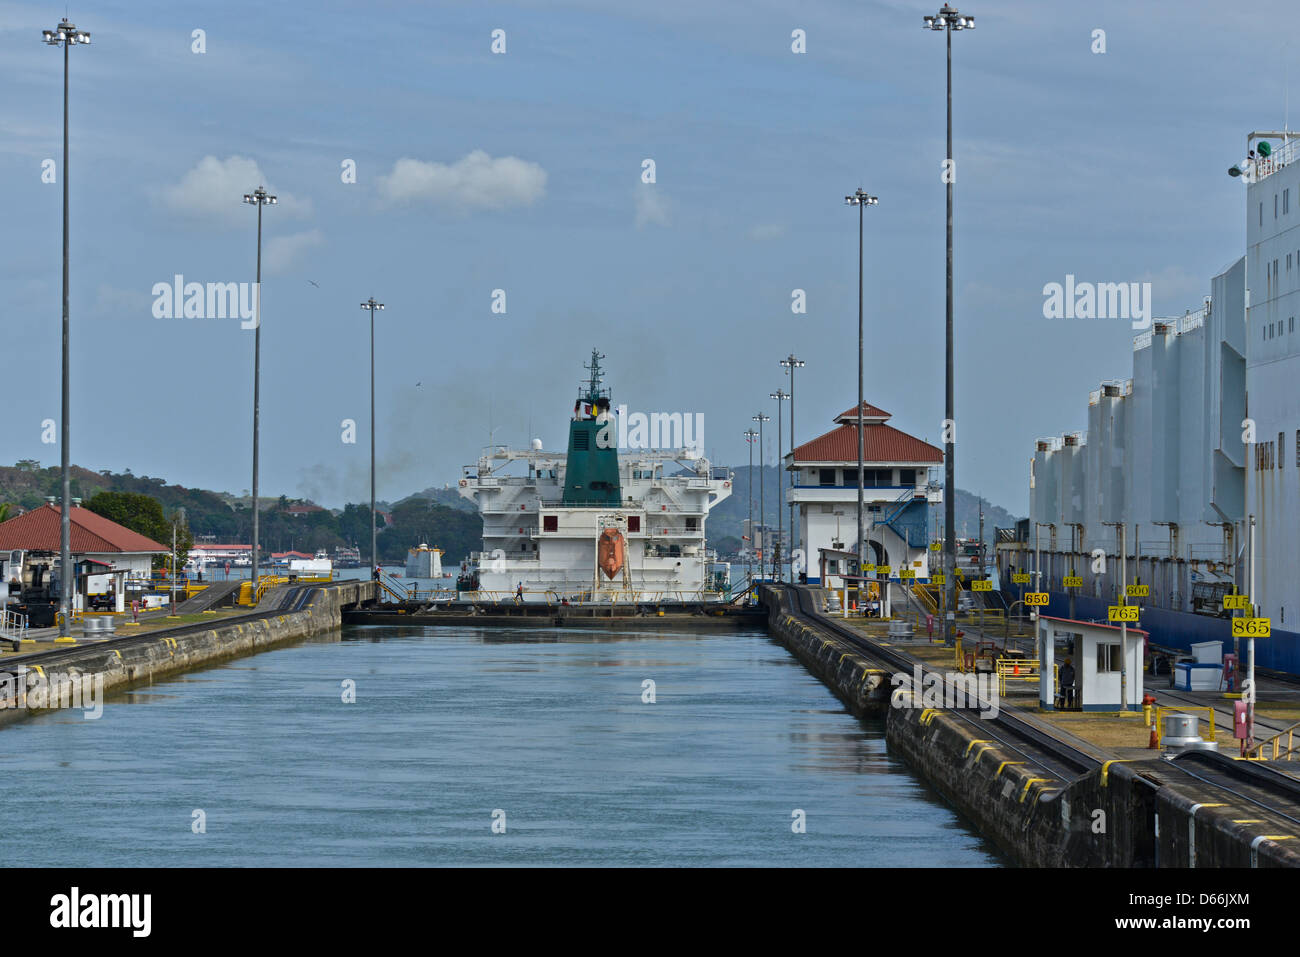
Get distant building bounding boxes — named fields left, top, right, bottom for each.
left=189, top=543, right=252, bottom=564
left=784, top=402, right=943, bottom=584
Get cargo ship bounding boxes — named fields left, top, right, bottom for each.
left=456, top=350, right=732, bottom=602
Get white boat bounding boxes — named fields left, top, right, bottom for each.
left=288, top=549, right=333, bottom=577
left=456, top=351, right=732, bottom=602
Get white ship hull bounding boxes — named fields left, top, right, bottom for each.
left=459, top=450, right=732, bottom=602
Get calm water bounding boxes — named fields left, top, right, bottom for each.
left=0, top=626, right=1003, bottom=866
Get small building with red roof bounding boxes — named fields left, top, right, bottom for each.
left=783, top=401, right=944, bottom=585
left=0, top=503, right=168, bottom=609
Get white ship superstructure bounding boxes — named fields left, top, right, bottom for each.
left=456, top=352, right=732, bottom=601
left=1243, top=132, right=1300, bottom=632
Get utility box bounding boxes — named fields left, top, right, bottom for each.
left=1038, top=615, right=1147, bottom=711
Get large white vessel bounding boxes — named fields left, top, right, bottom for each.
left=456, top=351, right=732, bottom=602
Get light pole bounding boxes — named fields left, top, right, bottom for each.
left=242, top=185, right=277, bottom=593
left=925, top=3, right=973, bottom=646
left=753, top=413, right=770, bottom=580
left=845, top=189, right=878, bottom=587
left=780, top=354, right=804, bottom=568
left=42, top=17, right=90, bottom=635
left=1102, top=521, right=1129, bottom=711
left=1248, top=514, right=1257, bottom=746
left=743, top=428, right=758, bottom=590
left=770, top=389, right=788, bottom=582
left=360, top=298, right=384, bottom=580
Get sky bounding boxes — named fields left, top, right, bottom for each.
left=1, top=0, right=1289, bottom=515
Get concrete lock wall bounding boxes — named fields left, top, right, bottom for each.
left=0, top=581, right=375, bottom=729
left=761, top=586, right=890, bottom=717
left=762, top=586, right=1300, bottom=868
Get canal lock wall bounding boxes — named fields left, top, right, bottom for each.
left=762, top=585, right=1300, bottom=868
left=0, top=581, right=375, bottom=729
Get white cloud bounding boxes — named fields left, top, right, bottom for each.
left=635, top=186, right=670, bottom=228
left=265, top=229, right=325, bottom=275
left=162, top=156, right=311, bottom=223
left=377, top=151, right=547, bottom=209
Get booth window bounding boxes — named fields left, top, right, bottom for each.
left=1096, top=642, right=1122, bottom=673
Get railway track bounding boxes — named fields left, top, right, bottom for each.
left=1159, top=749, right=1300, bottom=829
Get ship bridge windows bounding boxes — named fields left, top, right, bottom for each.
left=627, top=516, right=641, bottom=532
left=543, top=515, right=558, bottom=532
left=685, top=517, right=698, bottom=532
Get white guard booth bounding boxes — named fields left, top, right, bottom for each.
left=1038, top=615, right=1146, bottom=712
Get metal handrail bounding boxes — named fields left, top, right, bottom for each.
left=1247, top=719, right=1300, bottom=761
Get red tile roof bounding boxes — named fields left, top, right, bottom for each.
left=792, top=403, right=943, bottom=465
left=0, top=504, right=168, bottom=553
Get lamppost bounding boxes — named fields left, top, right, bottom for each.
left=242, top=185, right=276, bottom=593
left=780, top=354, right=804, bottom=568
left=1103, top=521, right=1129, bottom=712
left=743, top=428, right=758, bottom=589
left=753, top=413, right=770, bottom=580
left=770, top=389, right=789, bottom=582
left=924, top=3, right=974, bottom=646
left=360, top=298, right=384, bottom=580
left=844, top=189, right=877, bottom=586
left=42, top=17, right=90, bottom=635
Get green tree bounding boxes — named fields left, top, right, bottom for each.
left=84, top=491, right=192, bottom=569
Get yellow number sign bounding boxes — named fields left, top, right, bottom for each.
left=1223, top=595, right=1250, bottom=611
left=1232, top=618, right=1271, bottom=638
left=1011, top=573, right=1030, bottom=584
left=1126, top=584, right=1149, bottom=598
left=1108, top=605, right=1140, bottom=623
left=1025, top=592, right=1049, bottom=606
left=971, top=580, right=992, bottom=592
left=1063, top=575, right=1082, bottom=587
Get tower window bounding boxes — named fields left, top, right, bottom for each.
left=543, top=515, right=557, bottom=532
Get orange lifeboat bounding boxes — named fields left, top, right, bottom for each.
left=598, top=528, right=626, bottom=580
